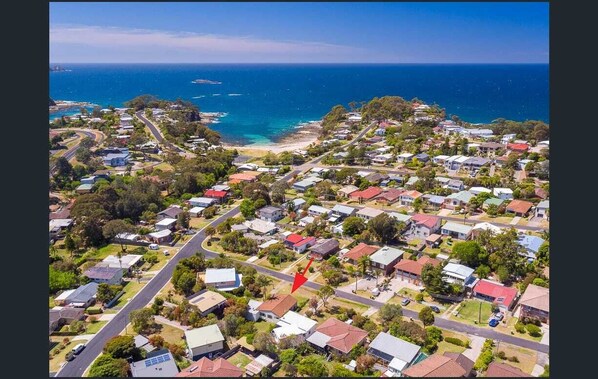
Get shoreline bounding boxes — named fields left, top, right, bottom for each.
left=222, top=120, right=322, bottom=154
left=50, top=100, right=97, bottom=113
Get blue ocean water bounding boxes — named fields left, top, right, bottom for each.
left=49, top=64, right=548, bottom=145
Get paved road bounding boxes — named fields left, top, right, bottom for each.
left=56, top=205, right=242, bottom=377
left=135, top=111, right=195, bottom=158
left=50, top=129, right=105, bottom=175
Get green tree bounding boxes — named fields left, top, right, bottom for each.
left=49, top=266, right=78, bottom=293
left=102, top=219, right=135, bottom=253
left=96, top=283, right=122, bottom=304
left=177, top=211, right=190, bottom=229
left=88, top=354, right=129, bottom=377
left=317, top=285, right=335, bottom=308
left=129, top=308, right=155, bottom=333
left=240, top=199, right=256, bottom=218
left=421, top=263, right=449, bottom=295
left=343, top=216, right=366, bottom=236
left=253, top=332, right=277, bottom=355
left=378, top=303, right=403, bottom=325
left=103, top=335, right=139, bottom=359
left=205, top=226, right=216, bottom=239
left=297, top=355, right=329, bottom=377
left=419, top=306, right=435, bottom=326
left=356, top=354, right=376, bottom=375
left=367, top=213, right=398, bottom=243
left=64, top=233, right=77, bottom=257
left=452, top=241, right=487, bottom=268
left=358, top=255, right=371, bottom=276
left=486, top=203, right=499, bottom=217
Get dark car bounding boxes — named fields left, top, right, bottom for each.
left=430, top=306, right=440, bottom=313
left=488, top=318, right=500, bottom=327
left=401, top=298, right=411, bottom=306
left=65, top=352, right=75, bottom=361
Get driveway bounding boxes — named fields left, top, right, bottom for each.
left=462, top=335, right=485, bottom=362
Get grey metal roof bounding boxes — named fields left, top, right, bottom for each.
left=130, top=350, right=179, bottom=377
left=369, top=332, right=421, bottom=363
left=332, top=204, right=356, bottom=215
left=441, top=221, right=473, bottom=235
left=310, top=239, right=340, bottom=255
left=370, top=246, right=404, bottom=265
left=66, top=282, right=99, bottom=303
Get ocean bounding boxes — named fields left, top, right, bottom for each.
left=49, top=64, right=548, bottom=145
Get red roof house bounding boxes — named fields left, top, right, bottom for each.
left=507, top=143, right=529, bottom=152
left=394, top=255, right=441, bottom=285
left=349, top=187, right=383, bottom=203
left=292, top=236, right=317, bottom=253
left=343, top=243, right=379, bottom=264
left=506, top=199, right=534, bottom=216
left=176, top=357, right=243, bottom=377
left=472, top=279, right=519, bottom=311
left=307, top=318, right=368, bottom=354
left=204, top=189, right=228, bottom=203
left=284, top=233, right=305, bottom=247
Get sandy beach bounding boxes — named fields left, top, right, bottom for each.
left=223, top=121, right=322, bottom=154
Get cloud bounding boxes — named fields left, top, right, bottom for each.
left=50, top=24, right=365, bottom=62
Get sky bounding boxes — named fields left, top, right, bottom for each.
left=50, top=2, right=549, bottom=64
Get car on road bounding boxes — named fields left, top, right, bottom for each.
left=488, top=318, right=500, bottom=327
left=72, top=343, right=86, bottom=355
left=65, top=351, right=75, bottom=361
left=430, top=306, right=440, bottom=313
left=401, top=298, right=411, bottom=306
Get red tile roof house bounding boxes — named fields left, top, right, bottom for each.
left=472, top=279, right=519, bottom=312
left=402, top=352, right=474, bottom=377
left=485, top=362, right=532, bottom=377
left=284, top=233, right=304, bottom=249
left=506, top=143, right=530, bottom=153
left=306, top=318, right=368, bottom=355
left=176, top=357, right=243, bottom=377
left=410, top=214, right=442, bottom=237
left=394, top=255, right=441, bottom=285
left=505, top=199, right=534, bottom=217
left=203, top=189, right=228, bottom=204
left=343, top=243, right=379, bottom=265
left=399, top=190, right=423, bottom=207
left=257, top=294, right=297, bottom=322
left=374, top=188, right=404, bottom=205
left=292, top=236, right=317, bottom=254
left=349, top=186, right=383, bottom=204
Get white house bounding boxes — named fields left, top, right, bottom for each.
left=244, top=219, right=278, bottom=235
left=535, top=200, right=549, bottom=220
left=372, top=153, right=394, bottom=165
left=271, top=311, right=317, bottom=342
left=442, top=263, right=475, bottom=286
left=396, top=153, right=414, bottom=163
left=188, top=197, right=217, bottom=208
left=185, top=324, right=225, bottom=360
left=493, top=188, right=514, bottom=200
left=367, top=332, right=422, bottom=377
left=441, top=221, right=473, bottom=240
left=155, top=218, right=177, bottom=231
left=469, top=186, right=492, bottom=196
left=356, top=207, right=384, bottom=221
left=204, top=268, right=243, bottom=291
left=432, top=155, right=450, bottom=165
left=308, top=205, right=332, bottom=218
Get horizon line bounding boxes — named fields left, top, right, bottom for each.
left=51, top=62, right=549, bottom=65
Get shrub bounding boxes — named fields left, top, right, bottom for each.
left=415, top=293, right=424, bottom=302
left=508, top=356, right=520, bottom=363
left=309, top=266, right=315, bottom=273
left=525, top=323, right=542, bottom=337
left=305, top=310, right=314, bottom=318
left=445, top=337, right=465, bottom=346
left=496, top=351, right=507, bottom=359
left=514, top=322, right=526, bottom=333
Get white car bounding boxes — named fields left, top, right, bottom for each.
left=163, top=250, right=170, bottom=256
left=149, top=244, right=159, bottom=250
left=72, top=343, right=86, bottom=355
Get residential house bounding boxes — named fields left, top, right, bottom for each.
left=188, top=290, right=227, bottom=316
left=507, top=143, right=530, bottom=153
left=203, top=189, right=228, bottom=204
left=388, top=212, right=412, bottom=229
left=244, top=219, right=278, bottom=235
left=298, top=216, right=315, bottom=227
left=284, top=233, right=305, bottom=249
left=309, top=238, right=340, bottom=261
left=469, top=186, right=492, bottom=196
left=517, top=235, right=546, bottom=261
left=49, top=307, right=85, bottom=334
left=258, top=206, right=284, bottom=222
left=130, top=349, right=179, bottom=377
left=236, top=163, right=258, bottom=171
left=443, top=191, right=475, bottom=210
left=421, top=194, right=446, bottom=210
left=292, top=178, right=318, bottom=192
left=204, top=268, right=243, bottom=291
left=228, top=171, right=261, bottom=185
left=356, top=207, right=384, bottom=222
left=287, top=198, right=307, bottom=211
left=432, top=155, right=450, bottom=165
left=80, top=176, right=99, bottom=185
left=271, top=311, right=317, bottom=342
left=245, top=355, right=275, bottom=377
left=399, top=190, right=423, bottom=207
left=188, top=197, right=217, bottom=208
left=483, top=197, right=506, bottom=210
left=370, top=246, right=405, bottom=275
left=472, top=279, right=518, bottom=312
left=308, top=205, right=332, bottom=218
left=374, top=188, right=403, bottom=205
left=479, top=142, right=504, bottom=156
left=410, top=214, right=442, bottom=237
left=444, top=155, right=469, bottom=171
left=404, top=176, right=419, bottom=188
left=176, top=357, right=243, bottom=377
left=414, top=153, right=430, bottom=162
left=506, top=199, right=534, bottom=217
left=100, top=254, right=143, bottom=272
left=372, top=153, right=394, bottom=165
left=330, top=204, right=357, bottom=222
left=75, top=183, right=94, bottom=194
left=148, top=229, right=173, bottom=244
left=350, top=187, right=383, bottom=203
left=501, top=134, right=517, bottom=144
left=471, top=222, right=503, bottom=238
left=306, top=318, right=368, bottom=355
left=460, top=128, right=494, bottom=138
left=102, top=150, right=130, bottom=167
left=397, top=152, right=414, bottom=163
left=425, top=234, right=443, bottom=248
left=446, top=179, right=465, bottom=192
left=534, top=200, right=549, bottom=220
left=394, top=255, right=441, bottom=285
left=189, top=207, right=205, bottom=217
left=257, top=294, right=298, bottom=322
left=49, top=218, right=73, bottom=240
left=486, top=362, right=532, bottom=377
left=292, top=236, right=317, bottom=253
left=368, top=332, right=422, bottom=377
left=157, top=206, right=184, bottom=221
left=517, top=284, right=549, bottom=324
left=461, top=157, right=490, bottom=172
left=402, top=352, right=474, bottom=377
left=155, top=217, right=177, bottom=231
left=386, top=174, right=404, bottom=185
left=534, top=187, right=548, bottom=200
left=442, top=263, right=475, bottom=286
left=83, top=265, right=123, bottom=285
left=54, top=282, right=99, bottom=308
left=185, top=324, right=225, bottom=360
left=441, top=222, right=473, bottom=240
left=337, top=185, right=359, bottom=198
left=364, top=172, right=389, bottom=185
left=343, top=243, right=379, bottom=265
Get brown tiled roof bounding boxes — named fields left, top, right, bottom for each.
left=394, top=259, right=425, bottom=276
left=257, top=294, right=297, bottom=318
left=402, top=354, right=468, bottom=377
left=485, top=362, right=532, bottom=377
left=443, top=353, right=474, bottom=375
left=344, top=243, right=379, bottom=261
left=176, top=357, right=243, bottom=377
left=315, top=318, right=368, bottom=354
left=506, top=199, right=534, bottom=214
left=375, top=188, right=404, bottom=202
left=518, top=284, right=549, bottom=312
left=412, top=214, right=440, bottom=229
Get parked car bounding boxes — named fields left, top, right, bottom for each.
left=488, top=318, right=500, bottom=327
left=72, top=343, right=86, bottom=355
left=494, top=312, right=504, bottom=321
left=65, top=352, right=75, bottom=361
left=430, top=306, right=440, bottom=313
left=401, top=298, right=411, bottom=306
left=149, top=243, right=159, bottom=250
left=163, top=250, right=170, bottom=256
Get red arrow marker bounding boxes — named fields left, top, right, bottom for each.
left=291, top=257, right=314, bottom=293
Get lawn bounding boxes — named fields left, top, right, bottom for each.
left=154, top=321, right=186, bottom=346
left=254, top=321, right=275, bottom=334
left=85, top=321, right=108, bottom=334
left=227, top=351, right=253, bottom=368
left=112, top=280, right=146, bottom=308
left=435, top=330, right=470, bottom=355
left=201, top=239, right=250, bottom=261
left=153, top=162, right=174, bottom=171
left=257, top=257, right=298, bottom=271
left=495, top=317, right=543, bottom=342
left=49, top=339, right=88, bottom=373
left=493, top=343, right=538, bottom=374
left=450, top=300, right=493, bottom=326
left=145, top=253, right=170, bottom=271
left=189, top=218, right=209, bottom=230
